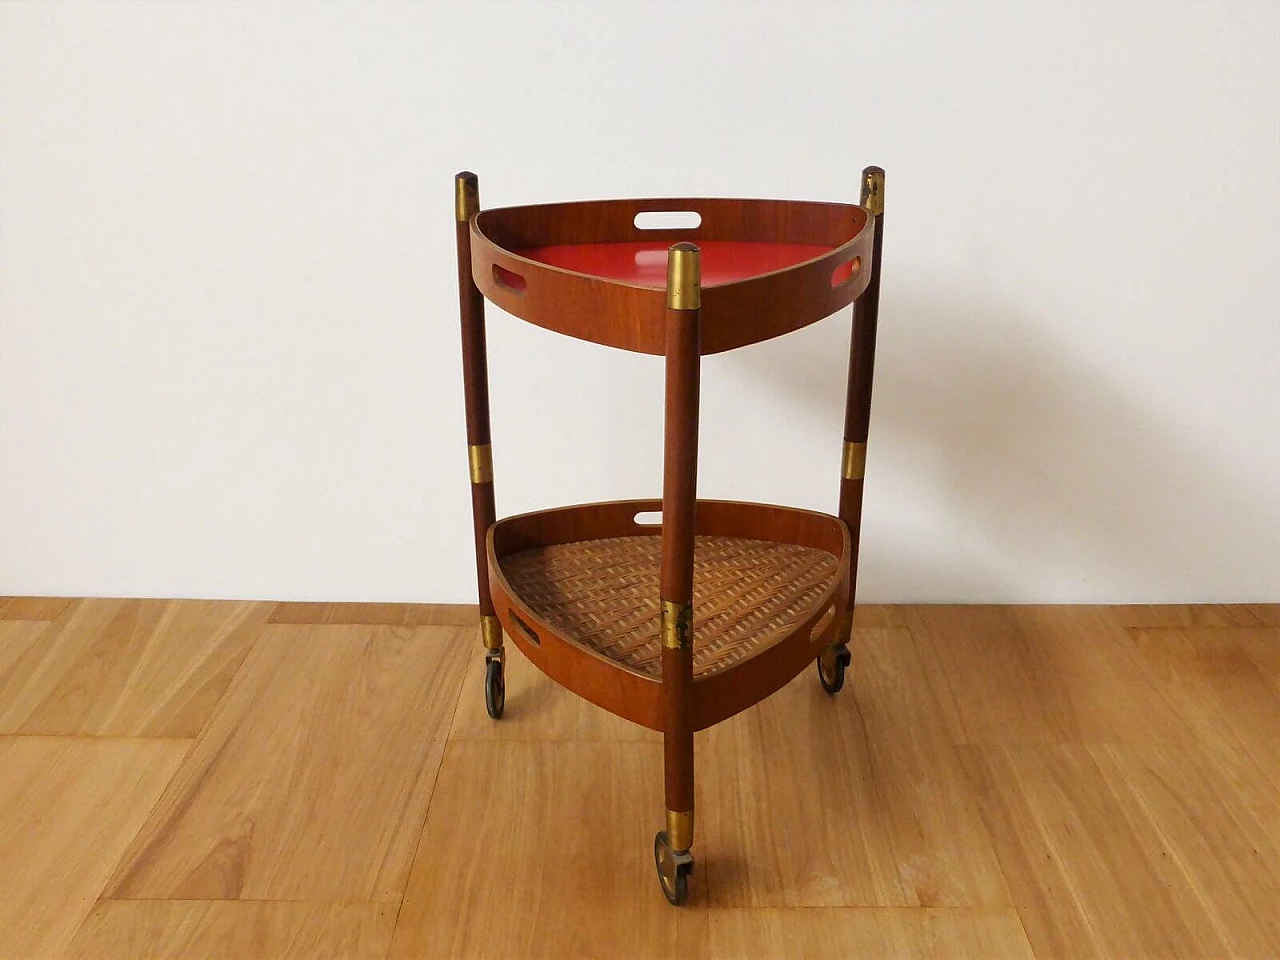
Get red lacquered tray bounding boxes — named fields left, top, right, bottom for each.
left=469, top=198, right=873, bottom=355
left=520, top=240, right=850, bottom=288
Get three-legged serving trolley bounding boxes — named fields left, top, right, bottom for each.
left=453, top=167, right=885, bottom=905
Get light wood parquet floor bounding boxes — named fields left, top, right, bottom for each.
left=0, top=598, right=1276, bottom=959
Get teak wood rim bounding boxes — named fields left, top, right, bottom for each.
left=468, top=197, right=874, bottom=355
left=485, top=499, right=851, bottom=732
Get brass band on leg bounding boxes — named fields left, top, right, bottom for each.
left=666, top=808, right=694, bottom=852
left=661, top=599, right=693, bottom=650
left=842, top=441, right=867, bottom=481
left=666, top=242, right=701, bottom=311
left=468, top=443, right=493, bottom=484
left=861, top=167, right=885, bottom=216
left=480, top=614, right=503, bottom=651
left=455, top=172, right=479, bottom=222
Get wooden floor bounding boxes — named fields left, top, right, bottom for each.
left=0, top=598, right=1276, bottom=959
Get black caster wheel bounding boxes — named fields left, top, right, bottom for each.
left=817, top=644, right=851, bottom=694
left=653, top=830, right=693, bottom=906
left=484, top=658, right=505, bottom=719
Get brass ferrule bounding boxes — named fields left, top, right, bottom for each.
left=455, top=172, right=479, bottom=222
left=666, top=242, right=701, bottom=311
left=842, top=441, right=867, bottom=481
left=661, top=599, right=693, bottom=650
left=861, top=167, right=885, bottom=217
left=480, top=615, right=503, bottom=651
left=666, top=809, right=694, bottom=853
left=468, top=443, right=493, bottom=484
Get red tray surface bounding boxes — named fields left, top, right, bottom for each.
left=518, top=240, right=839, bottom=288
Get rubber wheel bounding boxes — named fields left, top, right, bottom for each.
left=817, top=646, right=849, bottom=694
left=653, top=831, right=691, bottom=906
left=485, top=659, right=505, bottom=719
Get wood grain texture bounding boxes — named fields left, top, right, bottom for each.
left=388, top=740, right=708, bottom=959
left=1127, top=625, right=1280, bottom=790
left=0, top=737, right=189, bottom=959
left=1089, top=743, right=1280, bottom=958
left=104, top=624, right=469, bottom=902
left=1107, top=603, right=1268, bottom=628
left=1247, top=603, right=1280, bottom=625
left=902, top=606, right=1193, bottom=745
left=0, top=596, right=75, bottom=619
left=0, top=599, right=270, bottom=737
left=0, top=599, right=1273, bottom=958
left=0, top=619, right=50, bottom=708
left=702, top=627, right=1009, bottom=908
left=1233, top=625, right=1280, bottom=697
left=959, top=743, right=1280, bottom=960
left=706, top=907, right=1035, bottom=959
left=268, top=602, right=479, bottom=626
left=62, top=900, right=396, bottom=960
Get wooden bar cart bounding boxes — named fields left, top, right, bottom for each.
left=453, top=168, right=885, bottom=905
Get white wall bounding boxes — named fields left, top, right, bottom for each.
left=1, top=1, right=1277, bottom=603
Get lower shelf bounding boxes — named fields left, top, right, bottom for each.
left=503, top=534, right=838, bottom=680
left=486, top=499, right=851, bottom=731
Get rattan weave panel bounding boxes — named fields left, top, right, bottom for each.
left=501, top=535, right=840, bottom=679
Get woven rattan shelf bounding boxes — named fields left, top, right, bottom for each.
left=503, top=534, right=838, bottom=680
left=453, top=169, right=885, bottom=905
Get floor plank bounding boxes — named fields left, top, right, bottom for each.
left=1247, top=604, right=1280, bottom=625
left=0, top=737, right=189, bottom=959
left=1106, top=603, right=1266, bottom=628
left=104, top=624, right=470, bottom=902
left=1231, top=625, right=1280, bottom=700
left=0, top=619, right=51, bottom=707
left=706, top=907, right=1035, bottom=959
left=62, top=900, right=395, bottom=960
left=1089, top=743, right=1280, bottom=958
left=701, top=628, right=1009, bottom=908
left=957, top=743, right=1273, bottom=960
left=269, top=602, right=479, bottom=626
left=1127, top=626, right=1280, bottom=790
left=2, top=599, right=1273, bottom=958
left=0, top=596, right=76, bottom=620
left=902, top=606, right=1192, bottom=745
left=449, top=637, right=658, bottom=743
left=0, top=599, right=271, bottom=737
left=388, top=740, right=708, bottom=959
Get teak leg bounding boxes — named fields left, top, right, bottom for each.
left=822, top=165, right=886, bottom=695
left=654, top=242, right=700, bottom=906
left=455, top=171, right=506, bottom=719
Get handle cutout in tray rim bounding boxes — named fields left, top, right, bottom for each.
left=492, top=263, right=528, bottom=294
left=509, top=609, right=541, bottom=645
left=830, top=255, right=862, bottom=288
left=633, top=510, right=663, bottom=527
left=634, top=210, right=702, bottom=231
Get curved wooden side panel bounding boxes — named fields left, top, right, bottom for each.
left=488, top=508, right=665, bottom=729
left=690, top=585, right=846, bottom=731
left=470, top=198, right=873, bottom=356
left=470, top=228, right=667, bottom=354
left=486, top=499, right=851, bottom=732
left=700, top=228, right=873, bottom=355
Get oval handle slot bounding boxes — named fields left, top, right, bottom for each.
left=830, top=256, right=862, bottom=288
left=809, top=603, right=839, bottom=645
left=633, top=510, right=663, bottom=527
left=509, top=611, right=540, bottom=645
left=634, top=211, right=702, bottom=231
left=493, top=264, right=527, bottom=294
